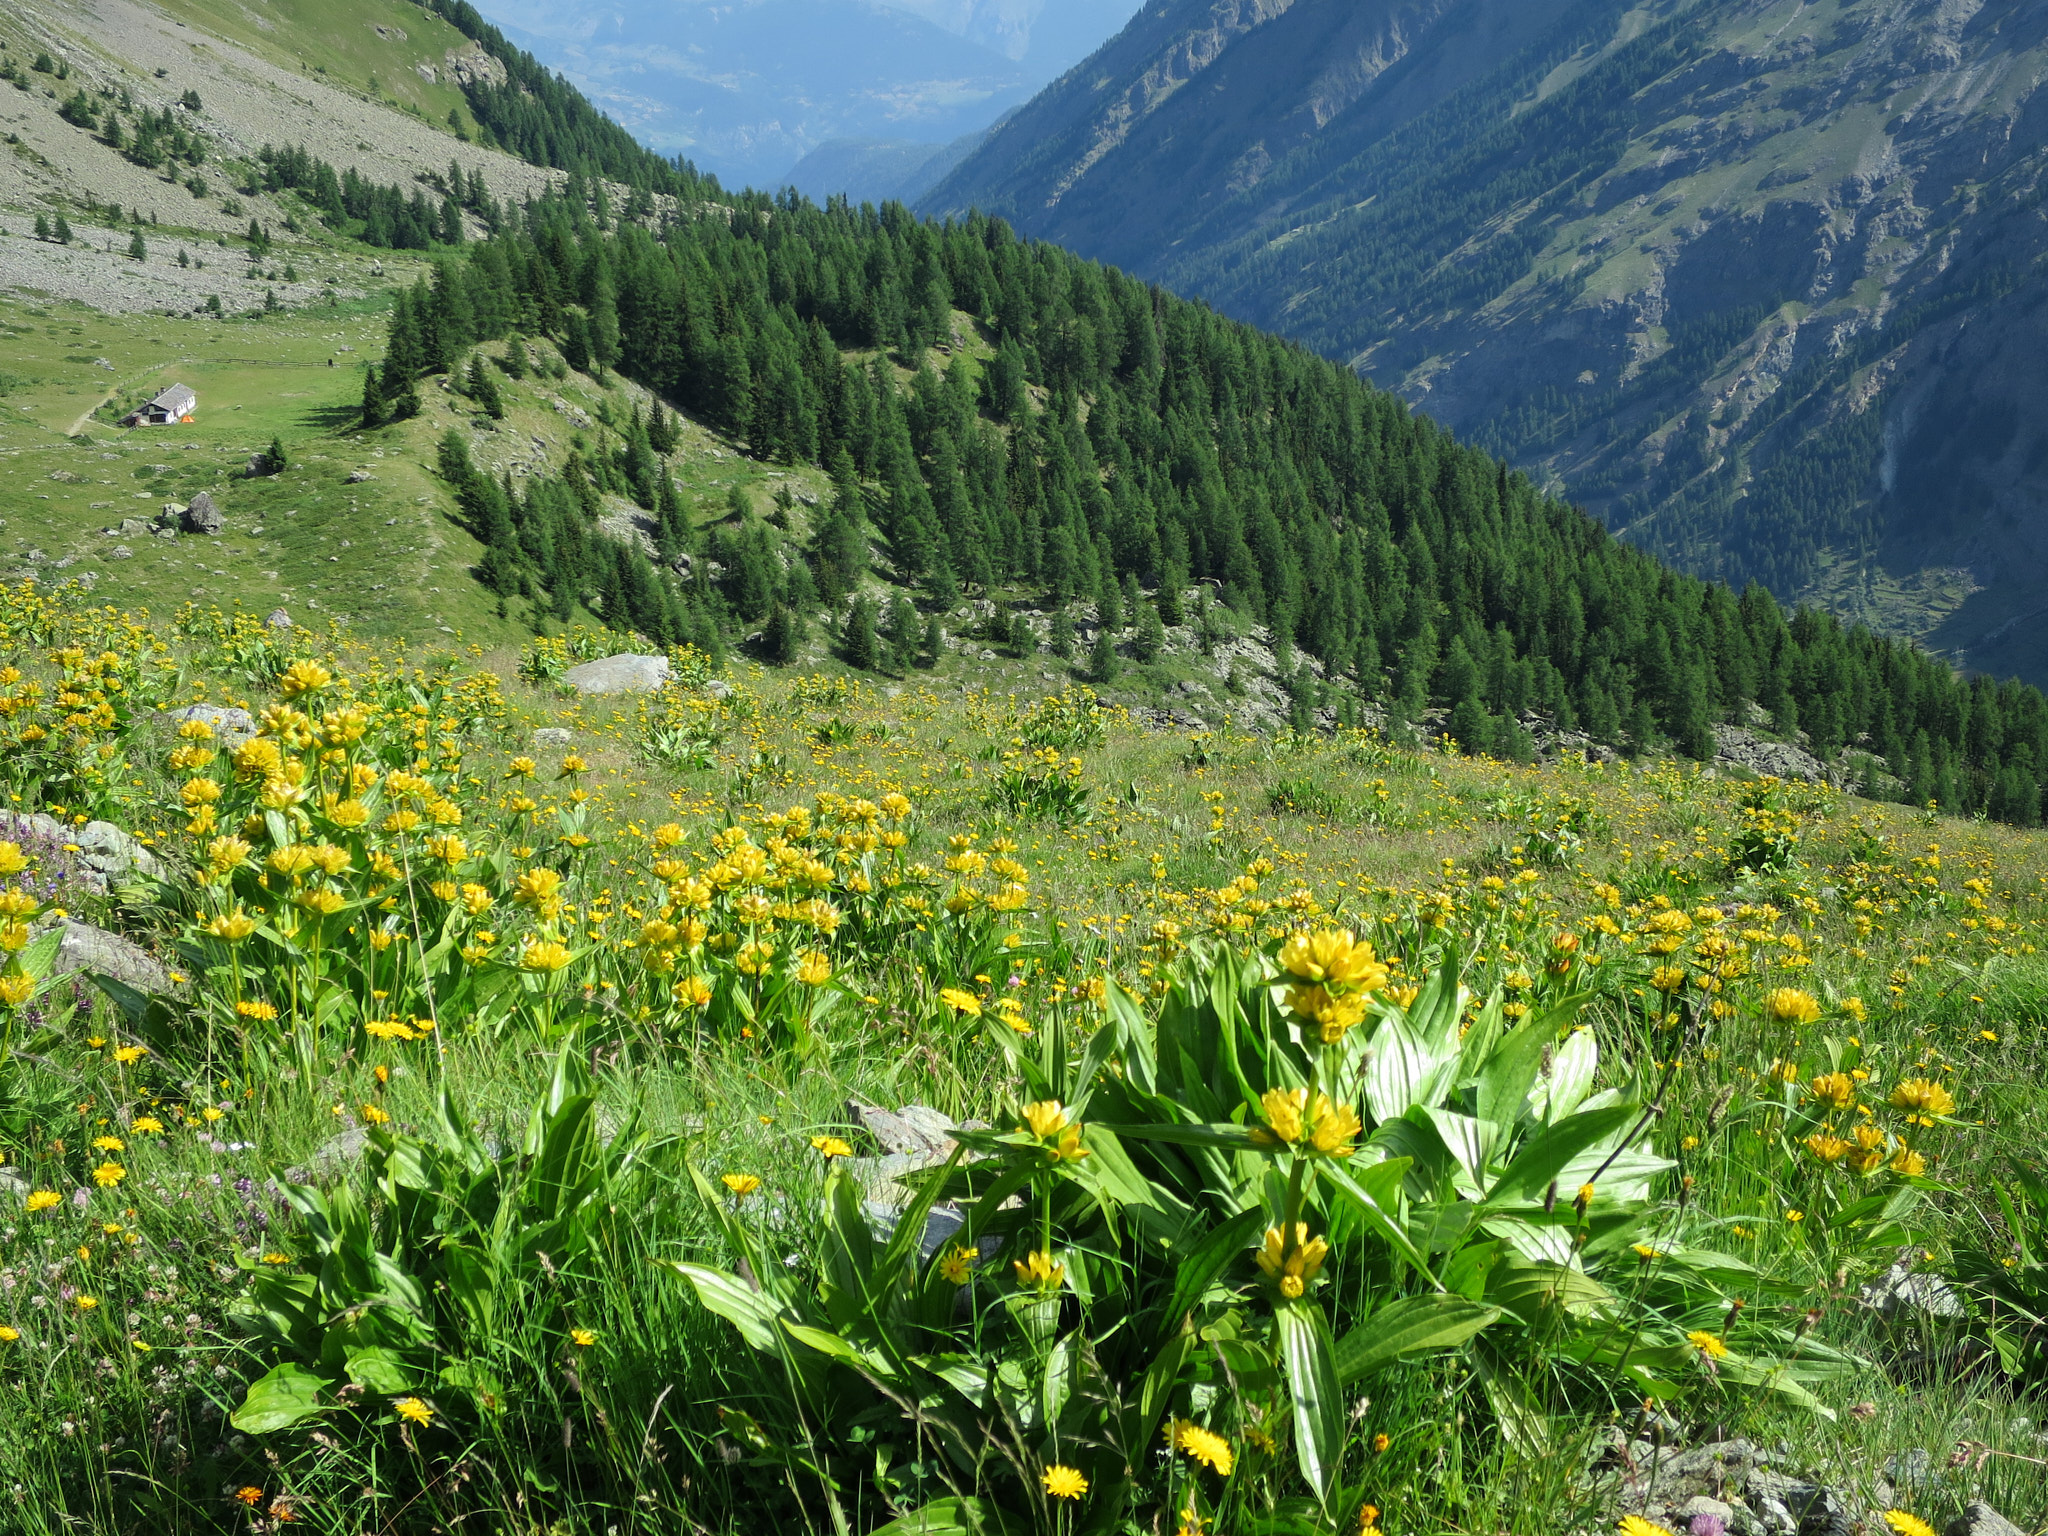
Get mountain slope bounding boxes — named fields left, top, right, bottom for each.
left=925, top=0, right=2048, bottom=685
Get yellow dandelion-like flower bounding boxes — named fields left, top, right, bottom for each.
left=1804, top=1133, right=1852, bottom=1164
left=1687, top=1329, right=1728, bottom=1359
left=1620, top=1519, right=1679, bottom=1536
left=810, top=1136, right=852, bottom=1159
left=1041, top=1465, right=1088, bottom=1500
left=1883, top=1514, right=1937, bottom=1536
left=569, top=1328, right=597, bottom=1347
left=1170, top=1419, right=1235, bottom=1477
left=91, top=1162, right=125, bottom=1188
left=204, top=910, right=257, bottom=943
left=721, top=1174, right=762, bottom=1198
left=938, top=1245, right=976, bottom=1284
left=938, top=987, right=982, bottom=1017
left=25, top=1191, right=60, bottom=1213
left=393, top=1397, right=434, bottom=1426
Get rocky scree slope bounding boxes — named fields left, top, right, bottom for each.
left=926, top=0, right=2048, bottom=686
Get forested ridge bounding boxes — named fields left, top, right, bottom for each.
left=404, top=0, right=720, bottom=198
left=354, top=183, right=2048, bottom=826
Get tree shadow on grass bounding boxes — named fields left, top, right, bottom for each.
left=299, top=399, right=366, bottom=433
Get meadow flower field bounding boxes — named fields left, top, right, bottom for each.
left=3, top=579, right=2048, bottom=1536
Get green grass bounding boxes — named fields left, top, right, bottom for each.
left=148, top=0, right=481, bottom=130
left=1, top=595, right=2048, bottom=1530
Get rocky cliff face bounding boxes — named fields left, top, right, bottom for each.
left=927, top=0, right=2048, bottom=685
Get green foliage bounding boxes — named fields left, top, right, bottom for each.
left=992, top=747, right=1092, bottom=826
left=230, top=1044, right=658, bottom=1431
left=1953, top=1161, right=2048, bottom=1386
left=675, top=945, right=1836, bottom=1531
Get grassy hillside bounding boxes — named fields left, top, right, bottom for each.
left=148, top=0, right=482, bottom=128
left=2, top=584, right=2047, bottom=1531
left=4, top=7, right=2048, bottom=1534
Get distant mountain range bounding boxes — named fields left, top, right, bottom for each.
left=926, top=0, right=2048, bottom=685
left=470, top=0, right=1136, bottom=191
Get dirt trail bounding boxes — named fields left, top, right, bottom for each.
left=66, top=387, right=118, bottom=438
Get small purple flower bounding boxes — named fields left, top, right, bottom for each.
left=1691, top=1516, right=1727, bottom=1536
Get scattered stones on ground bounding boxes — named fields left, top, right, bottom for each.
left=533, top=727, right=574, bottom=747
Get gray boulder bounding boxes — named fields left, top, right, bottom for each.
left=182, top=491, right=224, bottom=535
left=264, top=608, right=293, bottom=631
left=286, top=1123, right=370, bottom=1182
left=0, top=809, right=66, bottom=847
left=563, top=653, right=670, bottom=695
left=848, top=1098, right=964, bottom=1159
left=55, top=920, right=173, bottom=995
left=1859, top=1255, right=1966, bottom=1320
left=158, top=703, right=257, bottom=749
left=1947, top=1508, right=2026, bottom=1536
left=72, top=821, right=164, bottom=884
left=703, top=677, right=733, bottom=700
left=863, top=1198, right=972, bottom=1260
left=533, top=726, right=574, bottom=747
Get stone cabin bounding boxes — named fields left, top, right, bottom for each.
left=124, top=383, right=197, bottom=427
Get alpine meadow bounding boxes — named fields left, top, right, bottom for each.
left=1, top=0, right=2047, bottom=1535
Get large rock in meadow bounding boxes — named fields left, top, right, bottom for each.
left=71, top=822, right=163, bottom=884
left=182, top=491, right=224, bottom=536
left=563, top=653, right=670, bottom=695
left=56, top=920, right=173, bottom=995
